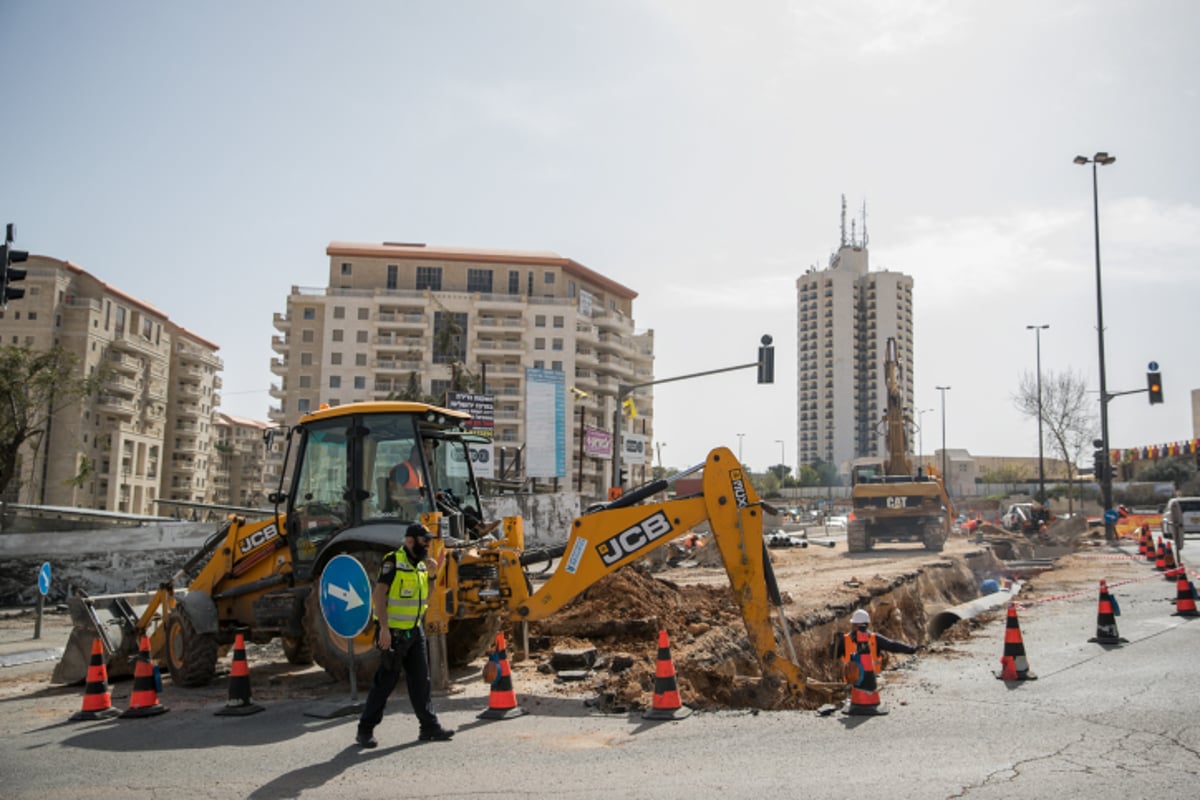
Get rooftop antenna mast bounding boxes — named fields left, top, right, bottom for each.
left=840, top=194, right=847, bottom=247
left=862, top=200, right=869, bottom=248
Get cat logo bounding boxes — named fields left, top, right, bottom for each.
left=237, top=523, right=280, bottom=555
left=596, top=511, right=674, bottom=567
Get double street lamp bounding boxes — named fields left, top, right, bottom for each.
left=1074, top=151, right=1116, bottom=540
left=1027, top=324, right=1049, bottom=502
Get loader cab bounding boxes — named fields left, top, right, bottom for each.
left=280, top=402, right=480, bottom=579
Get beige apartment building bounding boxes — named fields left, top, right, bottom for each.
left=796, top=208, right=915, bottom=473
left=211, top=412, right=284, bottom=509
left=269, top=242, right=654, bottom=497
left=0, top=256, right=224, bottom=514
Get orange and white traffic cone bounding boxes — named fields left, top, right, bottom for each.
left=1172, top=558, right=1199, bottom=618
left=70, top=638, right=121, bottom=721
left=215, top=633, right=264, bottom=716
left=1088, top=580, right=1128, bottom=645
left=994, top=603, right=1037, bottom=681
left=643, top=628, right=692, bottom=720
left=477, top=632, right=527, bottom=720
left=121, top=636, right=168, bottom=718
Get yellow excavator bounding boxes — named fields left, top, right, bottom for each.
left=54, top=401, right=809, bottom=701
left=847, top=338, right=955, bottom=553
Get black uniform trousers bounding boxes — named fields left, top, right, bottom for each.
left=358, top=626, right=439, bottom=736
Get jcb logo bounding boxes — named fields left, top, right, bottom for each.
left=596, top=511, right=674, bottom=566
left=730, top=468, right=749, bottom=508
left=238, top=523, right=279, bottom=555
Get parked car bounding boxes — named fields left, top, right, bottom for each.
left=1162, top=497, right=1200, bottom=551
left=1001, top=503, right=1033, bottom=532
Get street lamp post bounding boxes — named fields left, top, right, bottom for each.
left=936, top=386, right=951, bottom=494
left=916, top=408, right=934, bottom=471
left=775, top=439, right=785, bottom=477
left=737, top=433, right=745, bottom=463
left=1027, top=324, right=1049, bottom=502
left=1074, top=151, right=1116, bottom=541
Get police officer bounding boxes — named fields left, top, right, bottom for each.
left=356, top=523, right=454, bottom=748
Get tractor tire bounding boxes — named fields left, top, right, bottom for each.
left=282, top=635, right=314, bottom=665
left=164, top=611, right=219, bottom=687
left=445, top=615, right=503, bottom=668
left=922, top=524, right=947, bottom=552
left=846, top=519, right=871, bottom=553
left=304, top=587, right=379, bottom=685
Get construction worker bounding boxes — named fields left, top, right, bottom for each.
left=384, top=444, right=431, bottom=515
left=832, top=609, right=918, bottom=714
left=356, top=523, right=454, bottom=748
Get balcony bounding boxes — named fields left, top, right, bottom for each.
left=270, top=358, right=286, bottom=376
left=474, top=338, right=524, bottom=356
left=106, top=352, right=141, bottom=375
left=375, top=359, right=423, bottom=373
left=96, top=395, right=135, bottom=417
left=271, top=335, right=288, bottom=353
left=272, top=312, right=291, bottom=331
left=376, top=311, right=426, bottom=330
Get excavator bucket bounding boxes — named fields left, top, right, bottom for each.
left=51, top=592, right=156, bottom=685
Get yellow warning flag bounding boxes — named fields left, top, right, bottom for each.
left=622, top=397, right=637, bottom=418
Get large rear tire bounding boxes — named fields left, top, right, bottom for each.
left=304, top=550, right=383, bottom=685
left=847, top=519, right=871, bottom=553
left=164, top=611, right=219, bottom=687
left=282, top=636, right=314, bottom=665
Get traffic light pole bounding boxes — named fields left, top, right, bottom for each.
left=610, top=335, right=774, bottom=492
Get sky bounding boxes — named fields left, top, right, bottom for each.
left=3, top=1, right=1198, bottom=476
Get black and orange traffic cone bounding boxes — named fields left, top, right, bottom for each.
left=1137, top=525, right=1150, bottom=557
left=70, top=638, right=121, bottom=721
left=1172, top=559, right=1199, bottom=618
left=1154, top=537, right=1167, bottom=571
left=215, top=633, right=264, bottom=716
left=121, top=636, right=168, bottom=718
left=1146, top=532, right=1160, bottom=563
left=643, top=628, right=693, bottom=720
left=1088, top=580, right=1128, bottom=645
left=994, top=603, right=1037, bottom=681
left=477, top=632, right=527, bottom=720
left=1162, top=540, right=1178, bottom=579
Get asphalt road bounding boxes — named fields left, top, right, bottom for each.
left=2, top=542, right=1198, bottom=799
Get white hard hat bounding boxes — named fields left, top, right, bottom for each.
left=850, top=609, right=870, bottom=625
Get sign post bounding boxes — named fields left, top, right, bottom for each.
left=34, top=562, right=51, bottom=640
left=305, top=554, right=372, bottom=718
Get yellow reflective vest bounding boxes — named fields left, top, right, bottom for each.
left=384, top=549, right=428, bottom=630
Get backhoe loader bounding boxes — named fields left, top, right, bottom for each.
left=56, top=402, right=811, bottom=702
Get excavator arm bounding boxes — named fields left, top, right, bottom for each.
left=509, top=447, right=807, bottom=696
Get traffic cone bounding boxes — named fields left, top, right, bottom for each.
left=1146, top=532, right=1160, bottom=563
left=121, top=636, right=168, bottom=718
left=215, top=633, right=264, bottom=716
left=644, top=628, right=693, bottom=720
left=477, top=632, right=527, bottom=720
left=1162, top=540, right=1178, bottom=579
left=1088, top=580, right=1128, bottom=645
left=994, top=603, right=1037, bottom=681
left=1172, top=558, right=1199, bottom=618
left=1137, top=525, right=1151, bottom=557
left=1154, top=537, right=1166, bottom=571
left=70, top=638, right=121, bottom=721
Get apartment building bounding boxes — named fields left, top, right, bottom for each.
left=795, top=213, right=915, bottom=473
left=211, top=412, right=283, bottom=508
left=0, top=256, right=223, bottom=514
left=269, top=242, right=654, bottom=497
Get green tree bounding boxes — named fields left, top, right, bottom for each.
left=0, top=344, right=110, bottom=498
left=1133, top=456, right=1197, bottom=492
left=981, top=464, right=1025, bottom=484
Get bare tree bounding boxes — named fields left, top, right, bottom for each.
left=1013, top=368, right=1096, bottom=516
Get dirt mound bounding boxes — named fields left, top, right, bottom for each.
left=522, top=555, right=984, bottom=712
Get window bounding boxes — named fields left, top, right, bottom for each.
left=333, top=306, right=345, bottom=319
left=552, top=338, right=563, bottom=351
left=467, top=268, right=493, bottom=293
left=331, top=353, right=343, bottom=365
left=508, top=270, right=520, bottom=294
left=298, top=398, right=311, bottom=413
left=535, top=315, right=546, bottom=327
left=431, top=379, right=451, bottom=398
left=416, top=267, right=442, bottom=291
left=329, top=376, right=341, bottom=389
left=332, top=330, right=344, bottom=342
left=358, top=308, right=369, bottom=320
left=356, top=330, right=368, bottom=344
left=553, top=316, right=564, bottom=328
left=432, top=311, right=467, bottom=364
left=354, top=376, right=366, bottom=390
left=534, top=338, right=546, bottom=350
left=552, top=360, right=563, bottom=371
left=534, top=360, right=544, bottom=369
left=387, top=264, right=397, bottom=290
left=341, top=262, right=352, bottom=275
left=302, top=330, right=314, bottom=343
left=300, top=353, right=313, bottom=366
left=544, top=271, right=555, bottom=284
left=567, top=280, right=576, bottom=298
left=355, top=353, right=367, bottom=366
left=303, top=307, right=316, bottom=320
left=299, top=375, right=312, bottom=388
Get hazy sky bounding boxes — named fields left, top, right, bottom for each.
left=3, top=1, right=1197, bottom=474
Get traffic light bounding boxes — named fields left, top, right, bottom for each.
left=1146, top=370, right=1163, bottom=404
left=2, top=223, right=29, bottom=307
left=757, top=334, right=774, bottom=384
left=1092, top=439, right=1108, bottom=482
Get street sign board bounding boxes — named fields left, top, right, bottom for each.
left=1104, top=509, right=1120, bottom=524
left=319, top=555, right=372, bottom=639
left=37, top=562, right=51, bottom=596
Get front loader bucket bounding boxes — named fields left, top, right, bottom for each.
left=51, top=593, right=155, bottom=685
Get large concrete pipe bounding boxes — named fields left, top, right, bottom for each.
left=927, top=582, right=1023, bottom=640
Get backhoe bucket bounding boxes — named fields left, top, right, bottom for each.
left=51, top=592, right=156, bottom=685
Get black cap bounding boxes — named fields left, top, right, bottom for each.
left=406, top=523, right=431, bottom=540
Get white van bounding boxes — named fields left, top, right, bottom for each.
left=1163, top=497, right=1200, bottom=551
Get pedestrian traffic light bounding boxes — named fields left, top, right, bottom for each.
left=619, top=468, right=628, bottom=486
left=1146, top=370, right=1163, bottom=405
left=1, top=223, right=29, bottom=308
left=757, top=334, right=774, bottom=384
left=1092, top=439, right=1108, bottom=482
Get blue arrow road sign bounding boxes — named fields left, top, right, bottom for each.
left=1104, top=509, right=1120, bottom=524
left=37, top=562, right=51, bottom=596
left=319, top=554, right=372, bottom=639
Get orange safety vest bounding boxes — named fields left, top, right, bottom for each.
left=392, top=460, right=423, bottom=490
left=841, top=630, right=879, bottom=679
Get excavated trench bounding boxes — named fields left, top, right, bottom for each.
left=521, top=549, right=1003, bottom=712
